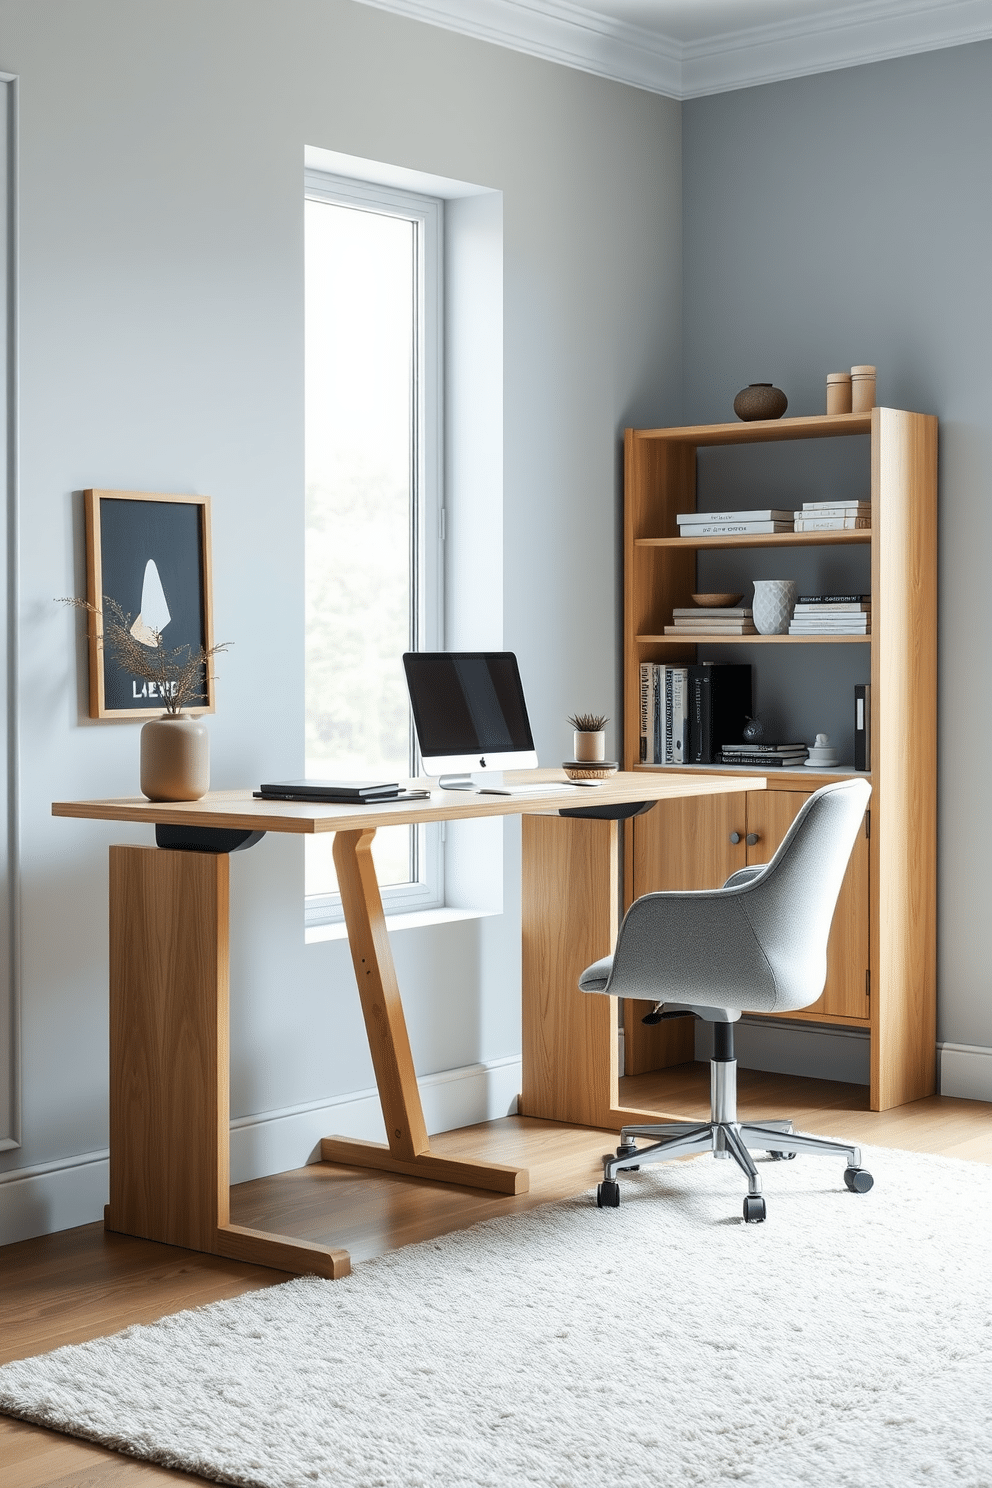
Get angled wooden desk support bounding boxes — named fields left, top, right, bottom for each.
left=321, top=828, right=526, bottom=1193
left=56, top=772, right=766, bottom=1281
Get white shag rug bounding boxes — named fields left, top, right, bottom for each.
left=2, top=1144, right=991, bottom=1488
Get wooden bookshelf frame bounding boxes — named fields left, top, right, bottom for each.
left=622, top=408, right=938, bottom=1111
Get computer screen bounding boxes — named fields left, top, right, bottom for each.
left=402, top=652, right=538, bottom=786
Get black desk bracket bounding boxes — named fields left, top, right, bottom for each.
left=558, top=799, right=657, bottom=822
left=155, top=825, right=267, bottom=854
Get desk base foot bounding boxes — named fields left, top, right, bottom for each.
left=215, top=1223, right=351, bottom=1279
left=103, top=1206, right=351, bottom=1280
left=320, top=1135, right=529, bottom=1195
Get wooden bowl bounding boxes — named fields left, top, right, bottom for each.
left=691, top=592, right=743, bottom=607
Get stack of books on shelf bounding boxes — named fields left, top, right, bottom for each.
left=719, top=742, right=809, bottom=768
left=640, top=662, right=752, bottom=765
left=792, top=500, right=871, bottom=532
left=677, top=508, right=794, bottom=537
left=664, top=605, right=756, bottom=637
left=788, top=594, right=871, bottom=635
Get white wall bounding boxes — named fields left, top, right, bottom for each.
left=0, top=0, right=682, bottom=1238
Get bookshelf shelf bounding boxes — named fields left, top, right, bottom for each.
left=635, top=531, right=870, bottom=549
left=635, top=633, right=871, bottom=646
left=622, top=406, right=937, bottom=1113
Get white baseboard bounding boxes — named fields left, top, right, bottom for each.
left=697, top=1016, right=871, bottom=1086
left=0, top=1056, right=523, bottom=1249
left=938, top=1043, right=992, bottom=1102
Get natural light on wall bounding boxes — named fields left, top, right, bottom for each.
left=304, top=195, right=416, bottom=897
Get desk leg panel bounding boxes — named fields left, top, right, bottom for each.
left=520, top=815, right=619, bottom=1128
left=106, top=845, right=230, bottom=1251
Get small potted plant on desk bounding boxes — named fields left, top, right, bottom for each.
left=63, top=595, right=230, bottom=801
left=564, top=713, right=618, bottom=780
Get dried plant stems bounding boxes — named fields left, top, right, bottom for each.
left=60, top=596, right=229, bottom=714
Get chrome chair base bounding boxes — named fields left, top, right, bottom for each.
left=597, top=1062, right=873, bottom=1222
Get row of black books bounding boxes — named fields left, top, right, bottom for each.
left=640, top=662, right=751, bottom=765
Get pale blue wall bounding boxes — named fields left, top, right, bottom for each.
left=683, top=41, right=992, bottom=1050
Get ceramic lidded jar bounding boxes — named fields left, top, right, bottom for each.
left=826, top=373, right=853, bottom=415
left=751, top=579, right=797, bottom=636
left=140, top=714, right=210, bottom=801
left=733, top=384, right=788, bottom=422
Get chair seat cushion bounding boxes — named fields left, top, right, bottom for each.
left=578, top=954, right=614, bottom=993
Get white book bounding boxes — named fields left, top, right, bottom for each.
left=640, top=662, right=654, bottom=765
left=664, top=624, right=757, bottom=635
left=678, top=521, right=794, bottom=536
left=797, top=505, right=870, bottom=517
left=672, top=606, right=752, bottom=618
left=793, top=601, right=870, bottom=612
left=789, top=623, right=871, bottom=634
left=672, top=667, right=688, bottom=764
left=675, top=509, right=794, bottom=524
left=802, top=499, right=870, bottom=511
left=793, top=516, right=871, bottom=531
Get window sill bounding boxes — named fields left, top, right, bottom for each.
left=306, top=905, right=499, bottom=945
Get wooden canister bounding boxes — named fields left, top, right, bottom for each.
left=827, top=372, right=852, bottom=415
left=851, top=364, right=876, bottom=413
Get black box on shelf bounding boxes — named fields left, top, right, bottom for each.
left=688, top=663, right=753, bottom=764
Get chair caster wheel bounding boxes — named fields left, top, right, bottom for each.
left=616, top=1142, right=639, bottom=1171
left=743, top=1195, right=766, bottom=1223
left=768, top=1151, right=796, bottom=1161
left=597, top=1181, right=621, bottom=1208
left=844, top=1167, right=873, bottom=1193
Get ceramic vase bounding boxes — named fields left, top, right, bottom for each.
left=140, top=713, right=210, bottom=802
left=573, top=729, right=606, bottom=763
left=733, top=384, right=788, bottom=421
left=752, top=579, right=797, bottom=635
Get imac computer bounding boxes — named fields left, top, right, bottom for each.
left=403, top=651, right=575, bottom=795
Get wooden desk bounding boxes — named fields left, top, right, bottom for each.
left=53, top=770, right=765, bottom=1279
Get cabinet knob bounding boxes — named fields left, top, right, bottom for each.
left=729, top=832, right=741, bottom=844
left=746, top=833, right=759, bottom=847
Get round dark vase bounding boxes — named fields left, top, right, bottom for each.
left=733, top=383, right=788, bottom=421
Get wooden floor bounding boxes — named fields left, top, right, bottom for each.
left=3, top=1065, right=990, bottom=1488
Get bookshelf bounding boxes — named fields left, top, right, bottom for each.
left=622, top=408, right=937, bottom=1111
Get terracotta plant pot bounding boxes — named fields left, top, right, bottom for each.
left=140, top=714, right=210, bottom=801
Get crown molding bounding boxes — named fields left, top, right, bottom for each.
left=352, top=0, right=992, bottom=98
left=353, top=0, right=682, bottom=95
left=681, top=0, right=992, bottom=98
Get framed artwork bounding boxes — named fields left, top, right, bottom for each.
left=83, top=489, right=215, bottom=719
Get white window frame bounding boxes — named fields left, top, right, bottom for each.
left=303, top=170, right=444, bottom=928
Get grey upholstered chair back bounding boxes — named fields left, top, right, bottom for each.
left=583, top=779, right=871, bottom=1015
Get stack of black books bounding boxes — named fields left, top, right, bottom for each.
left=719, top=743, right=809, bottom=769
left=255, top=780, right=430, bottom=803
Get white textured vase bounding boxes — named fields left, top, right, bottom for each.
left=752, top=579, right=797, bottom=635
left=140, top=714, right=210, bottom=802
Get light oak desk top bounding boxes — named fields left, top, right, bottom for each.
left=52, top=767, right=764, bottom=833
left=53, top=769, right=766, bottom=1281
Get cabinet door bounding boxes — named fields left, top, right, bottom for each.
left=626, top=794, right=748, bottom=1075
left=633, top=792, right=746, bottom=896
left=745, top=790, right=869, bottom=1021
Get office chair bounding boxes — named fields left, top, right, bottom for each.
left=578, top=778, right=873, bottom=1222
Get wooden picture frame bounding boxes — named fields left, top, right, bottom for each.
left=84, top=489, right=215, bottom=720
